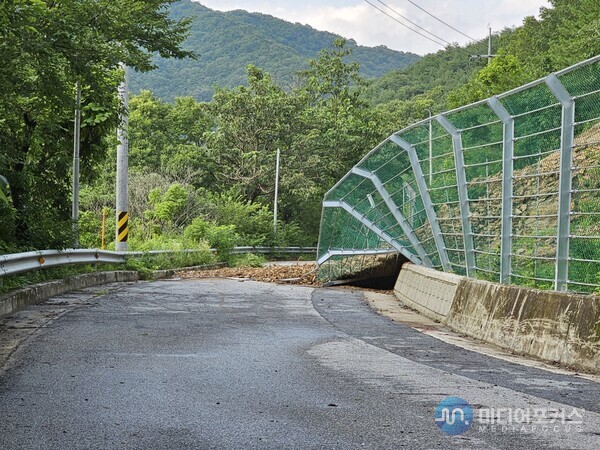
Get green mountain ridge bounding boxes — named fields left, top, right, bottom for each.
left=129, top=0, right=421, bottom=101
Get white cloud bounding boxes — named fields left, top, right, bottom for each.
left=194, top=0, right=550, bottom=55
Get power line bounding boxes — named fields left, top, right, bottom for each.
left=375, top=0, right=451, bottom=45
left=362, top=0, right=446, bottom=47
left=400, top=0, right=476, bottom=41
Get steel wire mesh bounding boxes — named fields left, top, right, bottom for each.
left=318, top=55, right=600, bottom=293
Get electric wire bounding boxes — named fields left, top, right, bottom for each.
left=362, top=0, right=446, bottom=47
left=400, top=0, right=476, bottom=41
left=375, top=0, right=451, bottom=45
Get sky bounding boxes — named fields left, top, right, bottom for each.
left=193, top=0, right=550, bottom=55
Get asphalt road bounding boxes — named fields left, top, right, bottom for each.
left=1, top=279, right=600, bottom=449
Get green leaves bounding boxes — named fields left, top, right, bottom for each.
left=82, top=103, right=111, bottom=127
left=120, top=39, right=388, bottom=243
left=148, top=184, right=188, bottom=224
left=0, top=0, right=193, bottom=249
left=447, top=54, right=531, bottom=107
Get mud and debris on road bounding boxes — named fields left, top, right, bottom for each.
left=177, top=263, right=319, bottom=286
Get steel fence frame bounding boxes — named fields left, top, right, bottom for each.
left=318, top=54, right=600, bottom=293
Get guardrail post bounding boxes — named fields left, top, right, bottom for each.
left=545, top=74, right=575, bottom=292
left=389, top=135, right=451, bottom=272
left=487, top=96, right=514, bottom=284
left=435, top=115, right=477, bottom=278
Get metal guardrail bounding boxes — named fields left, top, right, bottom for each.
left=228, top=246, right=316, bottom=255
left=0, top=249, right=126, bottom=277
left=0, top=247, right=317, bottom=278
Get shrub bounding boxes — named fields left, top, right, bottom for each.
left=183, top=217, right=210, bottom=243
left=205, top=224, right=239, bottom=258
left=230, top=253, right=266, bottom=268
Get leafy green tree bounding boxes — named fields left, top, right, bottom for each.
left=128, top=90, right=174, bottom=172
left=375, top=87, right=444, bottom=134
left=127, top=92, right=215, bottom=181
left=0, top=0, right=192, bottom=249
left=506, top=0, right=600, bottom=77
left=284, top=39, right=386, bottom=235
left=205, top=65, right=303, bottom=200
left=147, top=183, right=189, bottom=230
left=447, top=54, right=531, bottom=107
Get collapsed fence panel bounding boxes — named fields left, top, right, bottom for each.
left=318, top=55, right=600, bottom=293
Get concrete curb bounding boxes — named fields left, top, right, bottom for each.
left=0, top=263, right=229, bottom=318
left=0, top=271, right=139, bottom=319
left=394, top=263, right=600, bottom=374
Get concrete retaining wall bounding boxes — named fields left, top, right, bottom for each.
left=394, top=264, right=462, bottom=323
left=394, top=263, right=600, bottom=374
left=0, top=271, right=139, bottom=319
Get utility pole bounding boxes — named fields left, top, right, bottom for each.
left=72, top=82, right=81, bottom=248
left=273, top=148, right=281, bottom=237
left=487, top=26, right=492, bottom=65
left=116, top=66, right=129, bottom=251
left=469, top=26, right=495, bottom=65
left=101, top=207, right=107, bottom=250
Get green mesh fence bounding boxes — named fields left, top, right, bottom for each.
left=318, top=55, right=600, bottom=294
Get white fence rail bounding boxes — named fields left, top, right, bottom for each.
left=0, top=247, right=317, bottom=278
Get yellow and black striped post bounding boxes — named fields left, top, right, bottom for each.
left=117, top=211, right=129, bottom=245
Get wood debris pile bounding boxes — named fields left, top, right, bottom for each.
left=177, top=263, right=319, bottom=286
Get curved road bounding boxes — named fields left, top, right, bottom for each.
left=1, top=279, right=600, bottom=449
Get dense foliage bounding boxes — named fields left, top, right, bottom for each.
left=0, top=0, right=598, bottom=259
left=129, top=0, right=420, bottom=102
left=0, top=0, right=191, bottom=252
left=81, top=40, right=387, bottom=251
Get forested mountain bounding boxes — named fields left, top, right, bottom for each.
left=129, top=0, right=420, bottom=101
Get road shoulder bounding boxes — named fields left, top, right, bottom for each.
left=363, top=290, right=600, bottom=383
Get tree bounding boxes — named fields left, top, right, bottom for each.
left=446, top=54, right=531, bottom=107
left=0, top=0, right=192, bottom=249
left=506, top=0, right=600, bottom=76
left=282, top=39, right=385, bottom=235
left=128, top=90, right=174, bottom=172
left=205, top=65, right=304, bottom=200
